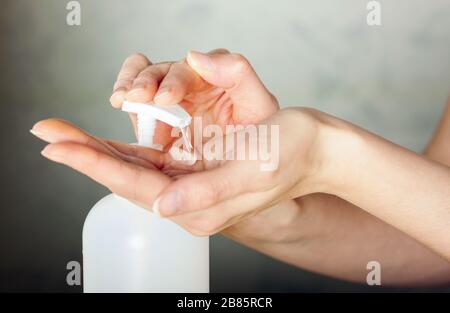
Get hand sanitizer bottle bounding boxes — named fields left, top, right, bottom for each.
left=82, top=102, right=209, bottom=293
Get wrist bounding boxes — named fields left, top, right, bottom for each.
left=312, top=111, right=367, bottom=197
left=289, top=108, right=365, bottom=197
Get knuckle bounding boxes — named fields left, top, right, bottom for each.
left=230, top=53, right=252, bottom=74
left=173, top=60, right=187, bottom=67
left=168, top=63, right=192, bottom=83
left=209, top=48, right=230, bottom=55
left=133, top=75, right=156, bottom=86
left=189, top=216, right=222, bottom=236
left=198, top=180, right=222, bottom=207
left=113, top=79, right=132, bottom=90
left=269, top=92, right=279, bottom=106
left=126, top=52, right=149, bottom=65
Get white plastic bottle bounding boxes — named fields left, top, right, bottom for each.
left=82, top=102, right=209, bottom=293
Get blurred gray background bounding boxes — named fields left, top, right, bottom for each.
left=0, top=0, right=449, bottom=292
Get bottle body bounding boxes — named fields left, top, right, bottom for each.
left=83, top=194, right=209, bottom=293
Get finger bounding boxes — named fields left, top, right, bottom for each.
left=207, top=48, right=230, bottom=55
left=153, top=161, right=252, bottom=217
left=110, top=53, right=151, bottom=108
left=41, top=142, right=171, bottom=207
left=153, top=61, right=202, bottom=106
left=153, top=49, right=229, bottom=106
left=125, top=63, right=174, bottom=144
left=126, top=62, right=172, bottom=103
left=186, top=50, right=278, bottom=123
left=169, top=191, right=276, bottom=236
left=31, top=119, right=120, bottom=157
left=31, top=119, right=160, bottom=169
left=105, top=139, right=165, bottom=168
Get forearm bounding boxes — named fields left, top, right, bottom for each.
left=225, top=195, right=450, bottom=286
left=425, top=100, right=450, bottom=166
left=315, top=110, right=450, bottom=261
left=224, top=106, right=450, bottom=286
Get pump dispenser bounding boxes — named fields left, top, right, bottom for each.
left=82, top=102, right=209, bottom=293
left=122, top=101, right=191, bottom=150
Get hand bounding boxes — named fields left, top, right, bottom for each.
left=151, top=107, right=327, bottom=235
left=110, top=50, right=278, bottom=149
left=32, top=107, right=327, bottom=236
left=31, top=49, right=292, bottom=236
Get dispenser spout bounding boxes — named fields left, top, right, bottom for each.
left=122, top=101, right=192, bottom=150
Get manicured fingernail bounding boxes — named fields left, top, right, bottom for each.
left=40, top=145, right=60, bottom=160
left=30, top=128, right=57, bottom=143
left=154, top=87, right=172, bottom=104
left=187, top=50, right=215, bottom=72
left=30, top=129, right=46, bottom=140
left=157, top=191, right=183, bottom=217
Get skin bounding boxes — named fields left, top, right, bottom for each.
left=426, top=99, right=450, bottom=165
left=226, top=101, right=450, bottom=286
left=31, top=51, right=450, bottom=286
left=109, top=50, right=278, bottom=149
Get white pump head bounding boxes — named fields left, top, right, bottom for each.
left=122, top=101, right=192, bottom=150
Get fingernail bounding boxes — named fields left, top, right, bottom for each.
left=154, top=87, right=172, bottom=104
left=127, top=87, right=146, bottom=100
left=152, top=197, right=162, bottom=218
left=157, top=190, right=183, bottom=217
left=30, top=128, right=57, bottom=143
left=40, top=145, right=60, bottom=160
left=187, top=50, right=215, bottom=72
left=110, top=90, right=125, bottom=108
left=30, top=129, right=46, bottom=140
left=129, top=80, right=148, bottom=93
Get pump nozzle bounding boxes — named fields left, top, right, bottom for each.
left=122, top=101, right=192, bottom=150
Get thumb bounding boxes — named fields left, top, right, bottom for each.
left=153, top=162, right=250, bottom=218
left=186, top=50, right=278, bottom=123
